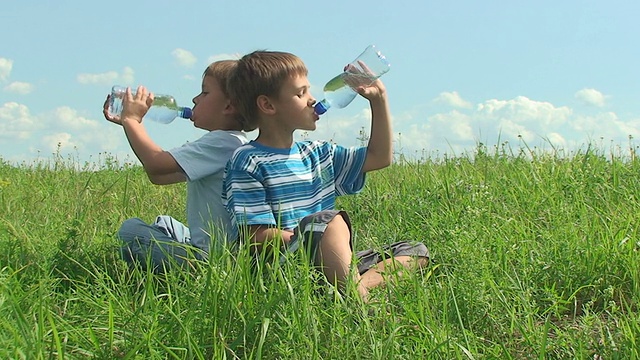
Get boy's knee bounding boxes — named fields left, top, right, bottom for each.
left=327, top=213, right=348, bottom=230
left=117, top=218, right=146, bottom=240
left=119, top=217, right=145, bottom=231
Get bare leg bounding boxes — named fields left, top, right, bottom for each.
left=359, top=255, right=429, bottom=290
left=315, top=214, right=368, bottom=300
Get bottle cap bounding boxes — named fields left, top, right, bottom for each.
left=314, top=101, right=328, bottom=115
left=181, top=107, right=193, bottom=119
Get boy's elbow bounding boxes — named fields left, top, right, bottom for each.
left=363, top=157, right=392, bottom=173
left=363, top=150, right=393, bottom=171
left=147, top=175, right=162, bottom=185
left=384, top=153, right=393, bottom=167
left=377, top=158, right=392, bottom=170
left=377, top=151, right=393, bottom=168
left=145, top=166, right=170, bottom=185
left=146, top=171, right=165, bottom=184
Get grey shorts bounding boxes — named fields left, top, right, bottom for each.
left=354, top=241, right=430, bottom=275
left=286, top=210, right=429, bottom=275
left=287, top=210, right=351, bottom=261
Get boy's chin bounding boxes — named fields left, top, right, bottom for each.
left=302, top=123, right=317, bottom=131
left=194, top=123, right=209, bottom=131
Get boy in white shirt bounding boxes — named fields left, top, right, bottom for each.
left=103, top=60, right=251, bottom=273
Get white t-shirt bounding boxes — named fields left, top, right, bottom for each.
left=169, top=130, right=248, bottom=252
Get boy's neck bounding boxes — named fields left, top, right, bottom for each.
left=254, top=129, right=294, bottom=149
left=204, top=116, right=244, bottom=132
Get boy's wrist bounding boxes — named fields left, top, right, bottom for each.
left=122, top=116, right=143, bottom=125
left=368, top=92, right=388, bottom=106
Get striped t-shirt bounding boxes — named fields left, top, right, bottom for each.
left=223, top=140, right=367, bottom=238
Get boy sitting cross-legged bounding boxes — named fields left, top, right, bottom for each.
left=104, top=60, right=252, bottom=273
left=223, top=50, right=428, bottom=301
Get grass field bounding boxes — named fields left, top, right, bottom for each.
left=1, top=143, right=639, bottom=359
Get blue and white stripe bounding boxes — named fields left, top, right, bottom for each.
left=223, top=140, right=367, bottom=237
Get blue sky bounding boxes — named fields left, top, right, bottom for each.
left=2, top=0, right=640, bottom=166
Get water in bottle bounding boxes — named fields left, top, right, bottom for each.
left=314, top=45, right=391, bottom=115
left=108, top=86, right=192, bottom=124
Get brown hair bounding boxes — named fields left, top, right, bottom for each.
left=227, top=51, right=308, bottom=130
left=203, top=60, right=251, bottom=131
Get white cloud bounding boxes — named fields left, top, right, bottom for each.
left=53, top=106, right=101, bottom=131
left=429, top=110, right=475, bottom=141
left=32, top=107, right=123, bottom=156
left=308, top=95, right=579, bottom=159
left=77, top=67, right=135, bottom=85
left=575, top=88, right=607, bottom=107
left=0, top=104, right=120, bottom=160
left=207, top=53, right=241, bottom=64
left=0, top=58, right=12, bottom=82
left=69, top=123, right=123, bottom=154
left=393, top=110, right=474, bottom=157
left=0, top=102, right=39, bottom=140
left=41, top=132, right=77, bottom=153
left=434, top=91, right=473, bottom=109
left=570, top=112, right=640, bottom=141
left=545, top=132, right=567, bottom=149
left=4, top=81, right=34, bottom=95
left=396, top=123, right=432, bottom=155
left=391, top=95, right=630, bottom=159
left=172, top=48, right=197, bottom=67
left=121, top=67, right=135, bottom=84
left=500, top=119, right=536, bottom=143
left=294, top=108, right=373, bottom=147
left=476, top=96, right=572, bottom=126
left=77, top=71, right=118, bottom=85
left=291, top=93, right=640, bottom=161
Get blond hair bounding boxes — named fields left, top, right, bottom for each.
left=227, top=51, right=308, bottom=130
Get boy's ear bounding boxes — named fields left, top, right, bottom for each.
left=256, top=95, right=276, bottom=115
left=222, top=100, right=236, bottom=115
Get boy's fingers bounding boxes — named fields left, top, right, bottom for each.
left=102, top=95, right=110, bottom=111
left=357, top=60, right=375, bottom=76
left=125, top=87, right=133, bottom=100
left=135, top=86, right=146, bottom=99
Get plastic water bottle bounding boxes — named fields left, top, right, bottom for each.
left=108, top=85, right=192, bottom=124
left=314, top=45, right=391, bottom=115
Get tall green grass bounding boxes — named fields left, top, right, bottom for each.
left=1, top=144, right=639, bottom=359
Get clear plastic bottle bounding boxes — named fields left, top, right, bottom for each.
left=314, top=45, right=391, bottom=115
left=108, top=85, right=192, bottom=124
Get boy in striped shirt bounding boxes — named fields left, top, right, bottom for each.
left=223, top=50, right=427, bottom=301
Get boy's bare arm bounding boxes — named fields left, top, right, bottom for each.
left=143, top=171, right=187, bottom=185
left=359, top=80, right=393, bottom=173
left=246, top=225, right=294, bottom=254
left=121, top=119, right=186, bottom=184
left=104, top=87, right=186, bottom=184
